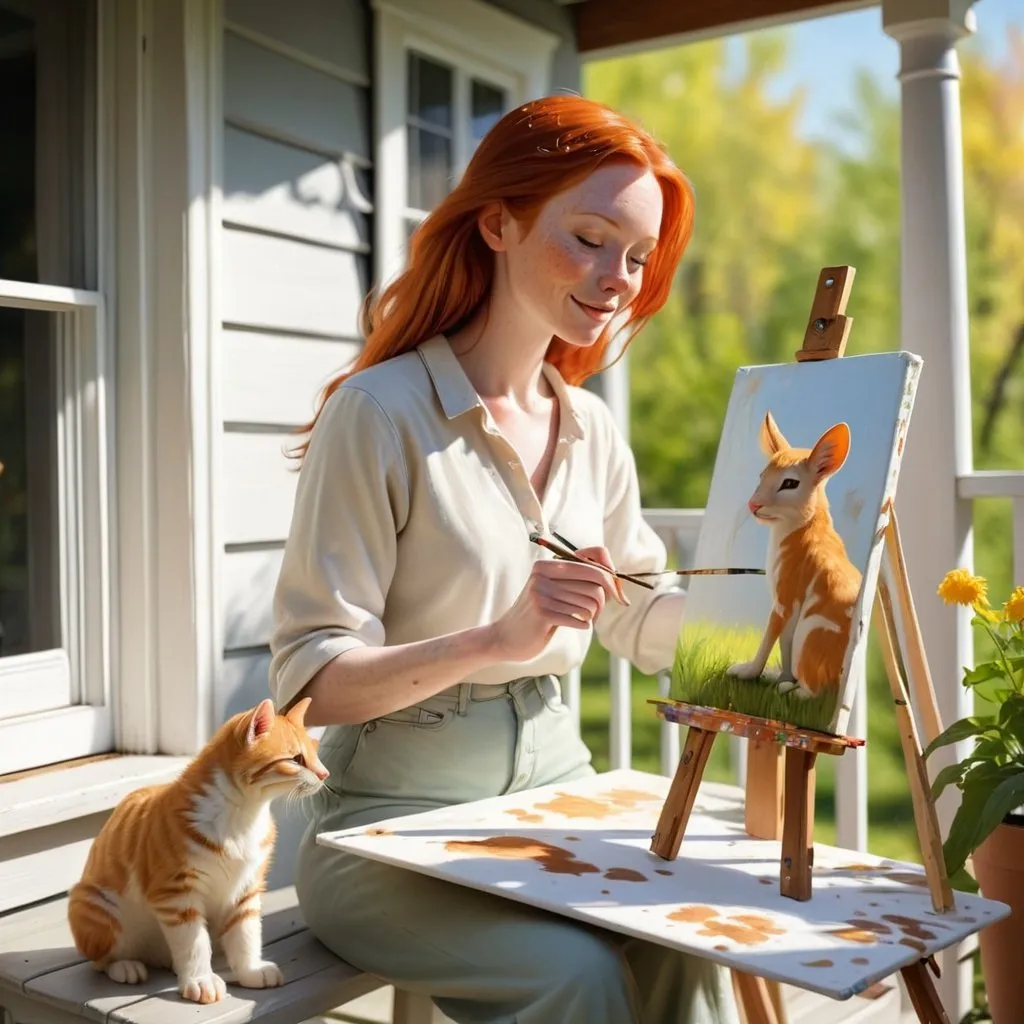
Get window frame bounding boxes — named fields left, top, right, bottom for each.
left=0, top=0, right=114, bottom=774
left=372, top=0, right=559, bottom=286
left=0, top=0, right=224, bottom=778
left=402, top=45, right=517, bottom=229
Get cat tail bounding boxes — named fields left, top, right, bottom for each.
left=68, top=882, right=121, bottom=967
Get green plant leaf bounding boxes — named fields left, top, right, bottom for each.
left=962, top=662, right=1004, bottom=687
left=963, top=736, right=1015, bottom=768
left=1005, top=633, right=1024, bottom=658
left=999, top=692, right=1024, bottom=726
left=943, top=777, right=994, bottom=879
left=930, top=761, right=969, bottom=800
left=973, top=773, right=1024, bottom=858
left=924, top=715, right=998, bottom=759
left=947, top=864, right=980, bottom=894
left=942, top=767, right=1024, bottom=879
left=973, top=675, right=1019, bottom=704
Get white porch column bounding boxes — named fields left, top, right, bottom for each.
left=882, top=1, right=976, bottom=1017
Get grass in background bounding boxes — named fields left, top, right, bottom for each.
left=670, top=623, right=839, bottom=733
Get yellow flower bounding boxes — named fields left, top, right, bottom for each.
left=937, top=568, right=989, bottom=609
left=1003, top=586, right=1024, bottom=624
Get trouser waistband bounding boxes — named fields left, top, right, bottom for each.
left=441, top=675, right=561, bottom=716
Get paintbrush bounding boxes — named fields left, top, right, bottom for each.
left=533, top=530, right=766, bottom=585
left=529, top=533, right=653, bottom=595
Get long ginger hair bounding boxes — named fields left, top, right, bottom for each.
left=289, top=94, right=695, bottom=462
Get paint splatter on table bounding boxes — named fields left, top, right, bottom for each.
left=317, top=768, right=1009, bottom=1001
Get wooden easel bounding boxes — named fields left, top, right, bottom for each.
left=649, top=266, right=956, bottom=1024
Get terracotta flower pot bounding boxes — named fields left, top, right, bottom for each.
left=972, top=816, right=1024, bottom=1024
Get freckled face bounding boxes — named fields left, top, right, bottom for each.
left=500, top=161, right=664, bottom=346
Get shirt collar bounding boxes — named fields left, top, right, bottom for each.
left=417, top=334, right=482, bottom=420
left=417, top=334, right=586, bottom=443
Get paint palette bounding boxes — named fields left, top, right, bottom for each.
left=317, top=768, right=1010, bottom=1001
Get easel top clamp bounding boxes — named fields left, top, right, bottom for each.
left=648, top=265, right=953, bottom=918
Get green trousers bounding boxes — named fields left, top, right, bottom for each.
left=295, top=675, right=741, bottom=1024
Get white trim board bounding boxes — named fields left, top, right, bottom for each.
left=113, top=0, right=223, bottom=758
left=0, top=707, right=114, bottom=778
left=373, top=0, right=559, bottom=76
left=0, top=754, right=188, bottom=838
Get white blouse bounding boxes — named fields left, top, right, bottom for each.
left=268, top=334, right=685, bottom=711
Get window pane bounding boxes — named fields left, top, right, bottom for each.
left=470, top=79, right=506, bottom=146
left=0, top=6, right=37, bottom=283
left=407, top=126, right=452, bottom=212
left=407, top=52, right=452, bottom=130
left=0, top=0, right=84, bottom=664
left=0, top=0, right=93, bottom=289
left=0, top=307, right=59, bottom=659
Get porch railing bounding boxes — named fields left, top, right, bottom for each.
left=567, top=473, right=1024, bottom=856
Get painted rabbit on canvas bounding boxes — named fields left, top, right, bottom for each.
left=67, top=698, right=328, bottom=1004
left=728, top=410, right=862, bottom=700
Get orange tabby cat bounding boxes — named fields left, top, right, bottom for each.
left=728, top=410, right=862, bottom=700
left=68, top=698, right=327, bottom=1004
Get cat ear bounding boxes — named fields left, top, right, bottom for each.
left=285, top=697, right=312, bottom=729
left=808, top=422, right=851, bottom=479
left=759, top=411, right=789, bottom=456
left=246, top=698, right=277, bottom=744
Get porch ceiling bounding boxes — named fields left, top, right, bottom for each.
left=571, top=0, right=875, bottom=56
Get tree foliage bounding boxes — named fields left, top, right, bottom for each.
left=584, top=27, right=1024, bottom=596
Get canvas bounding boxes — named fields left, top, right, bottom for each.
left=669, top=351, right=922, bottom=736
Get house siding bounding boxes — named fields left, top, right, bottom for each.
left=217, top=0, right=372, bottom=734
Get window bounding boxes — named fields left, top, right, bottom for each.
left=403, top=51, right=508, bottom=242
left=373, top=0, right=559, bottom=285
left=0, top=0, right=112, bottom=775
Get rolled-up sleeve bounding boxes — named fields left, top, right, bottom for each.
left=269, top=385, right=410, bottom=711
left=593, top=417, right=686, bottom=676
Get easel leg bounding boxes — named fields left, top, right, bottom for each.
left=745, top=740, right=784, bottom=840
left=731, top=970, right=781, bottom=1024
left=780, top=748, right=815, bottom=901
left=883, top=512, right=944, bottom=746
left=874, top=583, right=955, bottom=912
left=900, top=961, right=951, bottom=1024
left=650, top=726, right=715, bottom=860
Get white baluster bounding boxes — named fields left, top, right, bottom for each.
left=835, top=658, right=868, bottom=852
left=609, top=654, right=632, bottom=770
left=564, top=665, right=582, bottom=734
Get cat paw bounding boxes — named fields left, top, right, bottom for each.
left=777, top=679, right=813, bottom=700
left=727, top=660, right=762, bottom=680
left=106, top=960, right=148, bottom=984
left=235, top=961, right=285, bottom=989
left=179, top=972, right=227, bottom=1004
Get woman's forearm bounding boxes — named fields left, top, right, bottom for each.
left=300, top=624, right=502, bottom=726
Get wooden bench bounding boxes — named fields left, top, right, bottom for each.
left=0, top=887, right=436, bottom=1024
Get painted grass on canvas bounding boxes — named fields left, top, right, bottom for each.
left=669, top=623, right=839, bottom=735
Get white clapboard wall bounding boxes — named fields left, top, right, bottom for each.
left=220, top=0, right=373, bottom=887
left=219, top=0, right=370, bottom=740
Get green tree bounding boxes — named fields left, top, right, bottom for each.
left=584, top=33, right=823, bottom=509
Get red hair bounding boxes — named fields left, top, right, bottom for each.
left=290, top=94, right=694, bottom=461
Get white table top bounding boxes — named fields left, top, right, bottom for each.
left=317, top=768, right=1010, bottom=1001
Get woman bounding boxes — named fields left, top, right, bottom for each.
left=269, top=95, right=739, bottom=1024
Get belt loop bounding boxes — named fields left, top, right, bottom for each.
left=457, top=683, right=470, bottom=716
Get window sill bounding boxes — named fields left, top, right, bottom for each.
left=0, top=754, right=189, bottom=838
